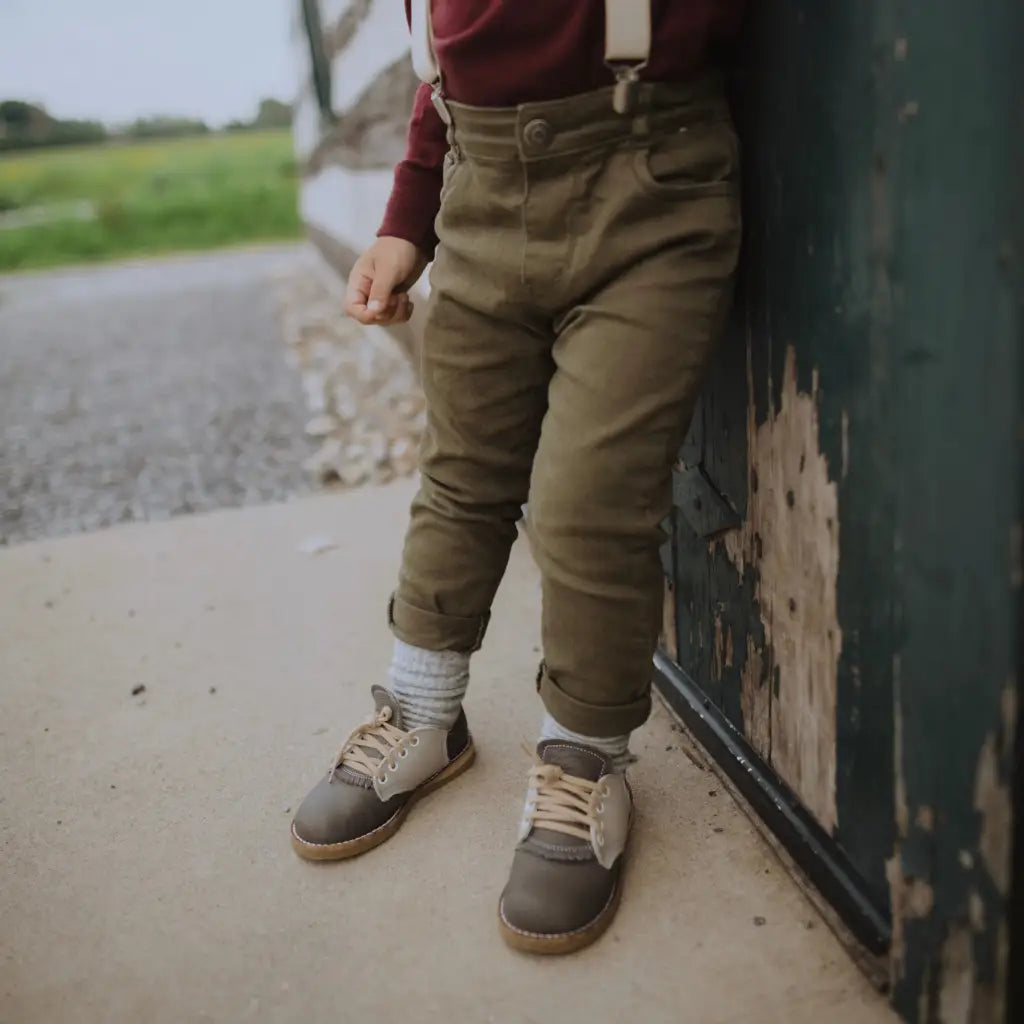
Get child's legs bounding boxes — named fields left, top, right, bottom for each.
left=391, top=251, right=553, bottom=654
left=531, top=130, right=742, bottom=737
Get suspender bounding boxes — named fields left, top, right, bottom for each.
left=409, top=0, right=652, bottom=115
left=409, top=0, right=439, bottom=92
left=603, top=0, right=651, bottom=113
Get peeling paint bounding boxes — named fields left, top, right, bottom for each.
left=723, top=345, right=841, bottom=832
left=712, top=612, right=724, bottom=681
left=661, top=580, right=678, bottom=662
left=898, top=100, right=921, bottom=123
left=710, top=613, right=734, bottom=683
left=914, top=805, right=934, bottom=832
left=894, top=656, right=909, bottom=838
left=886, top=855, right=907, bottom=981
left=739, top=634, right=771, bottom=760
left=888, top=652, right=908, bottom=991
left=968, top=891, right=985, bottom=932
left=887, top=856, right=934, bottom=929
left=891, top=680, right=1017, bottom=1012
left=905, top=878, right=935, bottom=918
left=937, top=926, right=974, bottom=1024
left=972, top=733, right=1011, bottom=894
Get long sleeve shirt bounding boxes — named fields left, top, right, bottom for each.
left=379, top=1, right=746, bottom=255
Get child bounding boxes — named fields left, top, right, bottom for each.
left=291, top=0, right=744, bottom=954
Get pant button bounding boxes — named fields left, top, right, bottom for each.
left=523, top=118, right=554, bottom=152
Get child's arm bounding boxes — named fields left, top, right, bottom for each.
left=345, top=83, right=445, bottom=327
left=345, top=13, right=447, bottom=327
left=379, top=82, right=447, bottom=259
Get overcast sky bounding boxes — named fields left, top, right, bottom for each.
left=0, top=0, right=297, bottom=127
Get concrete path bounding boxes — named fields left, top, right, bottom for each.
left=0, top=481, right=896, bottom=1024
left=0, top=246, right=311, bottom=546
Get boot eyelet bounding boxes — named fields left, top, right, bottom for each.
left=597, top=801, right=605, bottom=813
left=400, top=748, right=408, bottom=758
left=389, top=761, right=397, bottom=771
left=378, top=774, right=387, bottom=784
left=411, top=737, right=420, bottom=746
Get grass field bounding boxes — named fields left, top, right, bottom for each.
left=0, top=130, right=303, bottom=272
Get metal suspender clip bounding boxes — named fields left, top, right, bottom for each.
left=610, top=64, right=644, bottom=115
left=431, top=80, right=452, bottom=125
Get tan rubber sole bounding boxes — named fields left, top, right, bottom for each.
left=290, top=738, right=476, bottom=862
left=498, top=806, right=633, bottom=955
left=498, top=873, right=623, bottom=955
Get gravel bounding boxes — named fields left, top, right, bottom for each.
left=0, top=245, right=315, bottom=546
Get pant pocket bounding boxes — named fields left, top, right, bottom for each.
left=633, top=119, right=740, bottom=200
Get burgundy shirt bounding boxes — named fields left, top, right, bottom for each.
left=379, top=1, right=746, bottom=254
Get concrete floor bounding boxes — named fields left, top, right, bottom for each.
left=0, top=480, right=896, bottom=1024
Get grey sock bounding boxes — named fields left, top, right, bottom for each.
left=538, top=712, right=633, bottom=774
left=388, top=639, right=469, bottom=731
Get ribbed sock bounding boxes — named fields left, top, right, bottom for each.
left=387, top=639, right=470, bottom=731
left=538, top=712, right=632, bottom=774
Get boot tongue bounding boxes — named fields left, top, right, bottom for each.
left=370, top=685, right=405, bottom=731
left=332, top=687, right=404, bottom=786
left=537, top=739, right=610, bottom=782
left=524, top=741, right=610, bottom=857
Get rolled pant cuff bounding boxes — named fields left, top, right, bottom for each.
left=537, top=664, right=651, bottom=738
left=388, top=592, right=489, bottom=654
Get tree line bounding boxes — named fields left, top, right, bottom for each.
left=0, top=98, right=293, bottom=152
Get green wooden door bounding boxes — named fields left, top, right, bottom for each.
left=657, top=2, right=1022, bottom=1020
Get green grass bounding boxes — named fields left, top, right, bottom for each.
left=0, top=130, right=303, bottom=272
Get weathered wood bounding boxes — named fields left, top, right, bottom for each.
left=672, top=464, right=741, bottom=538
left=661, top=578, right=678, bottom=664
left=661, top=1, right=1021, bottom=1018
left=718, top=344, right=842, bottom=834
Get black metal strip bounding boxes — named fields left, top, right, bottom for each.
left=653, top=650, right=891, bottom=955
left=301, top=0, right=336, bottom=122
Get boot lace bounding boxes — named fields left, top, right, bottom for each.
left=329, top=706, right=413, bottom=782
left=524, top=762, right=600, bottom=841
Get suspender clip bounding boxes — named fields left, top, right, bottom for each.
left=611, top=64, right=643, bottom=115
left=430, top=81, right=452, bottom=125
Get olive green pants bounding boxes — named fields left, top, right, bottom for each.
left=390, top=77, right=741, bottom=737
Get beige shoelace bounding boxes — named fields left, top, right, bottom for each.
left=525, top=762, right=601, bottom=841
left=330, top=706, right=413, bottom=781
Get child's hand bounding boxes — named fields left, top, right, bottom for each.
left=345, top=236, right=428, bottom=326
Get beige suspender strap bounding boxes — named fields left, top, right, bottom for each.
left=605, top=0, right=652, bottom=113
left=604, top=0, right=652, bottom=65
left=410, top=0, right=653, bottom=115
left=409, top=0, right=439, bottom=87
left=409, top=0, right=453, bottom=125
